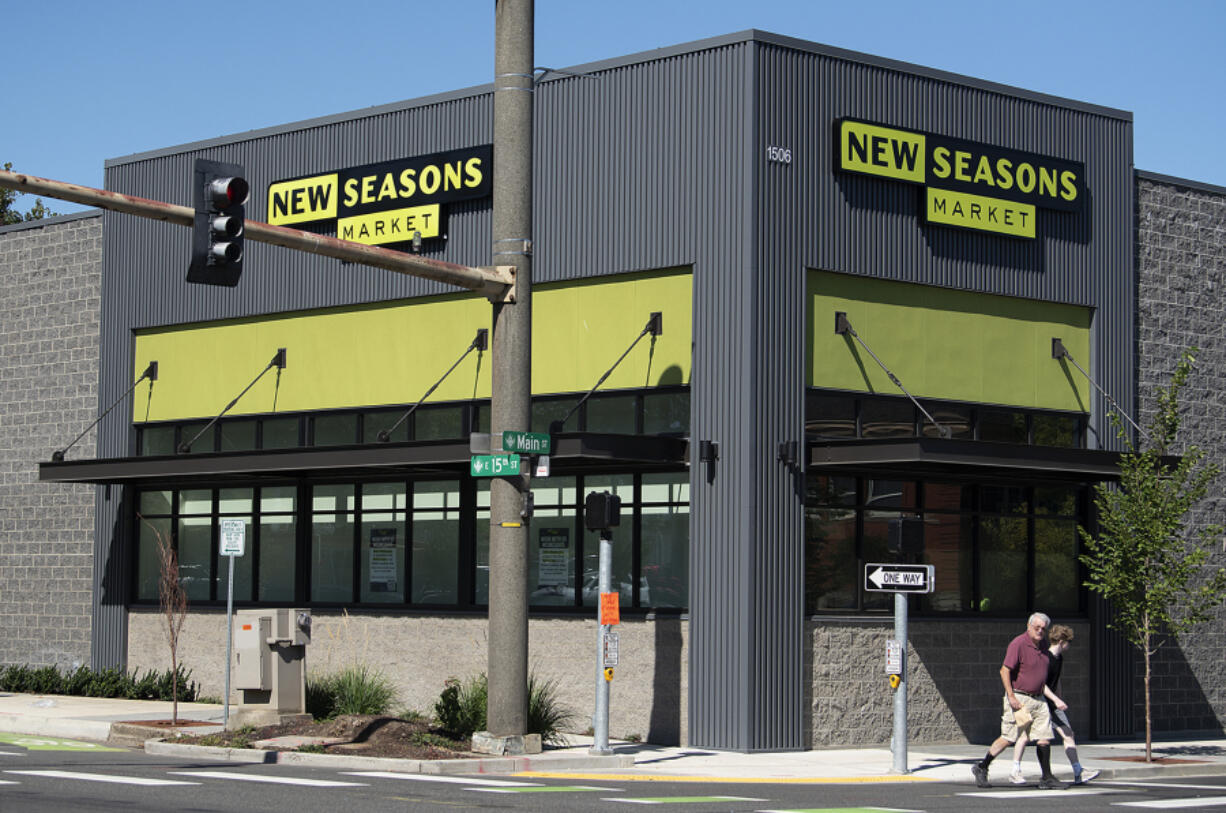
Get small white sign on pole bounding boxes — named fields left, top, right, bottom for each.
left=220, top=519, right=246, bottom=557
left=218, top=519, right=245, bottom=728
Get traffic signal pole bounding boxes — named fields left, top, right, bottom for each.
left=0, top=169, right=514, bottom=298
left=480, top=0, right=534, bottom=752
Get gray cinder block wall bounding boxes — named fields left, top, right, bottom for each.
left=0, top=212, right=102, bottom=670
left=807, top=619, right=1091, bottom=747
left=1134, top=173, right=1226, bottom=735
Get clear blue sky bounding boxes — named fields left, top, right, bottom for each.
left=8, top=0, right=1225, bottom=215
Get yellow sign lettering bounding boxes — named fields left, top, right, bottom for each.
left=336, top=204, right=441, bottom=246
left=267, top=174, right=338, bottom=225
left=927, top=188, right=1035, bottom=238
left=840, top=120, right=925, bottom=183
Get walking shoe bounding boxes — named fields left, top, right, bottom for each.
left=971, top=763, right=990, bottom=787
left=1009, top=769, right=1026, bottom=785
left=1073, top=768, right=1100, bottom=785
left=1038, top=776, right=1064, bottom=790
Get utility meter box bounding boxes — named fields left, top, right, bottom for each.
left=229, top=608, right=312, bottom=729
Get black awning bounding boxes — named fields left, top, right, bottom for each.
left=808, top=437, right=1127, bottom=482
left=39, top=433, right=689, bottom=487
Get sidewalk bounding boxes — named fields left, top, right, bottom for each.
left=3, top=692, right=1226, bottom=784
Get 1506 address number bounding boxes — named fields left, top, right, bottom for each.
left=766, top=145, right=793, bottom=164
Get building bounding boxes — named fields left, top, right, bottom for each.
left=2, top=30, right=1225, bottom=751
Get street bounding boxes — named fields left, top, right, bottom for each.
left=5, top=735, right=1226, bottom=812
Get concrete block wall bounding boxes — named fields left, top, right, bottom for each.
left=0, top=213, right=102, bottom=670
left=807, top=619, right=1091, bottom=747
left=1134, top=174, right=1226, bottom=735
left=128, top=609, right=689, bottom=744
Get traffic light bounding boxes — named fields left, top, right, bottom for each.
left=187, top=158, right=248, bottom=286
left=585, top=491, right=622, bottom=531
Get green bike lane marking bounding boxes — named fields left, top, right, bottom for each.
left=0, top=733, right=124, bottom=752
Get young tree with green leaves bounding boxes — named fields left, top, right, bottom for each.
left=1, top=162, right=59, bottom=224
left=1080, top=347, right=1226, bottom=761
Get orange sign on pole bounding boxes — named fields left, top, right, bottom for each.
left=599, top=592, right=620, bottom=625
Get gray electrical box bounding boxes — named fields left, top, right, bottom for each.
left=229, top=608, right=312, bottom=729
left=234, top=614, right=270, bottom=690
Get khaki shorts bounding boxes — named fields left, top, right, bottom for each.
left=1000, top=693, right=1053, bottom=742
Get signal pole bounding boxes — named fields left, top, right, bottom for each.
left=481, top=0, right=534, bottom=752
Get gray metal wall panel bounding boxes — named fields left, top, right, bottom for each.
left=753, top=42, right=1134, bottom=748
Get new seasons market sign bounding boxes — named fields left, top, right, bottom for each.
left=266, top=145, right=492, bottom=248
left=836, top=119, right=1085, bottom=239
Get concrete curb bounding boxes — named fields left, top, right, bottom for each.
left=144, top=739, right=635, bottom=774
left=0, top=714, right=113, bottom=743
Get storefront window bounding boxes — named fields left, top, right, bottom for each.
left=219, top=421, right=256, bottom=452
left=132, top=468, right=689, bottom=612
left=411, top=481, right=458, bottom=604
left=643, top=390, right=689, bottom=435
left=262, top=417, right=300, bottom=449
left=586, top=395, right=637, bottom=433
left=311, top=485, right=355, bottom=602
left=313, top=414, right=357, bottom=446
left=805, top=476, right=1085, bottom=616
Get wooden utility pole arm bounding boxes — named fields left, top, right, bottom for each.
left=0, top=168, right=514, bottom=300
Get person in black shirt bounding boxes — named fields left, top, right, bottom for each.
left=1042, top=624, right=1100, bottom=785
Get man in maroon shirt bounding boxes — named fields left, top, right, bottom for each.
left=970, top=612, right=1063, bottom=789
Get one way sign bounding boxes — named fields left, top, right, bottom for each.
left=864, top=563, right=934, bottom=594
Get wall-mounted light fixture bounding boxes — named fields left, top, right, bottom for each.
left=777, top=440, right=799, bottom=469
left=698, top=440, right=719, bottom=464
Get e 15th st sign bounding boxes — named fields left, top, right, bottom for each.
left=864, top=563, right=934, bottom=594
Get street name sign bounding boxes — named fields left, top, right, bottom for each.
left=864, top=563, right=934, bottom=593
left=470, top=454, right=521, bottom=477
left=502, top=430, right=550, bottom=454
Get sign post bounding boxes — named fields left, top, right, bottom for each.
left=865, top=562, right=934, bottom=774
left=219, top=519, right=246, bottom=728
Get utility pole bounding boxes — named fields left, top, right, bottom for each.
left=480, top=0, right=534, bottom=754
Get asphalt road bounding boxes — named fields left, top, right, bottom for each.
left=5, top=735, right=1226, bottom=812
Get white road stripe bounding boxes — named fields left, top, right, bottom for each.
left=1108, top=782, right=1226, bottom=791
left=960, top=788, right=1122, bottom=799
left=1115, top=796, right=1226, bottom=809
left=5, top=769, right=198, bottom=787
left=342, top=771, right=538, bottom=787
left=170, top=770, right=365, bottom=787
left=0, top=751, right=27, bottom=757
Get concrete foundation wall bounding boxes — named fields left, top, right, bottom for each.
left=128, top=609, right=688, bottom=744
left=0, top=214, right=101, bottom=670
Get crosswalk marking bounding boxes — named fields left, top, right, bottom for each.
left=1114, top=797, right=1226, bottom=809
left=472, top=784, right=618, bottom=793
left=961, top=788, right=1120, bottom=799
left=170, top=770, right=366, bottom=787
left=1109, top=782, right=1226, bottom=791
left=606, top=795, right=768, bottom=805
left=5, top=769, right=198, bottom=786
left=756, top=808, right=922, bottom=812
left=342, top=771, right=538, bottom=787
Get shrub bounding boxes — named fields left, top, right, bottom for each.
left=527, top=673, right=579, bottom=746
left=433, top=674, right=487, bottom=740
left=307, top=665, right=397, bottom=719
left=433, top=672, right=577, bottom=745
left=0, top=664, right=196, bottom=702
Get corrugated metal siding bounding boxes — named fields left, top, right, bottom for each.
left=754, top=41, right=1134, bottom=748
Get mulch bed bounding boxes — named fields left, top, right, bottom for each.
left=174, top=714, right=473, bottom=760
